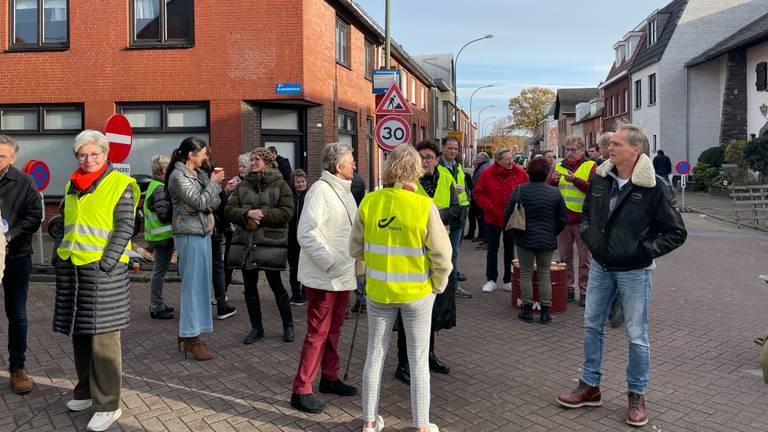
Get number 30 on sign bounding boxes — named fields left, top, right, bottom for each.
left=375, top=115, right=412, bottom=151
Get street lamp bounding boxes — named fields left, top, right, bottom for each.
left=482, top=116, right=497, bottom=137
left=469, top=84, right=493, bottom=138
left=476, top=105, right=495, bottom=137
left=453, top=34, right=494, bottom=131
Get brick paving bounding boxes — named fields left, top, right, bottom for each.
left=2, top=213, right=768, bottom=431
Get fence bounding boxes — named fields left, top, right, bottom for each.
left=730, top=184, right=768, bottom=230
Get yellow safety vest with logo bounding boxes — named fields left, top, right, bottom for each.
left=415, top=165, right=454, bottom=209
left=143, top=179, right=173, bottom=242
left=554, top=160, right=596, bottom=213
left=440, top=160, right=469, bottom=207
left=359, top=188, right=432, bottom=304
left=57, top=171, right=140, bottom=266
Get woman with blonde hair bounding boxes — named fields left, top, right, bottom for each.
left=350, top=143, right=453, bottom=432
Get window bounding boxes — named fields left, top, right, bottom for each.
left=652, top=135, right=657, bottom=153
left=335, top=18, right=349, bottom=67
left=410, top=78, right=416, bottom=104
left=648, top=74, right=657, bottom=105
left=118, top=102, right=208, bottom=132
left=10, top=0, right=69, bottom=50
left=338, top=109, right=357, bottom=157
left=611, top=95, right=616, bottom=117
left=624, top=89, right=628, bottom=113
left=364, top=40, right=375, bottom=80
left=756, top=62, right=767, bottom=91
left=400, top=70, right=408, bottom=95
left=420, top=126, right=426, bottom=141
left=421, top=86, right=426, bottom=111
left=634, top=79, right=642, bottom=109
left=647, top=19, right=657, bottom=46
left=366, top=116, right=374, bottom=186
left=0, top=104, right=81, bottom=133
left=442, top=101, right=451, bottom=129
left=131, top=0, right=194, bottom=47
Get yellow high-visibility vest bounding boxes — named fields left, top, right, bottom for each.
left=143, top=179, right=173, bottom=242
left=440, top=160, right=469, bottom=207
left=554, top=160, right=596, bottom=213
left=57, top=171, right=140, bottom=266
left=359, top=188, right=432, bottom=304
left=416, top=165, right=454, bottom=209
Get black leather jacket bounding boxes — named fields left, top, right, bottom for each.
left=580, top=157, right=686, bottom=271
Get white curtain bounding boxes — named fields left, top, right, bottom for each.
left=15, top=0, right=36, bottom=10
left=135, top=0, right=160, bottom=19
left=43, top=0, right=66, bottom=21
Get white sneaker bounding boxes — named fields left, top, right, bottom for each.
left=481, top=280, right=497, bottom=293
left=362, top=415, right=384, bottom=432
left=502, top=282, right=512, bottom=292
left=87, top=409, right=122, bottom=432
left=428, top=424, right=440, bottom=432
left=66, top=398, right=92, bottom=412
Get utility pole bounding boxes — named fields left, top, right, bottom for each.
left=385, top=0, right=391, bottom=68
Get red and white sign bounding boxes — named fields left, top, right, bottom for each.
left=375, top=82, right=413, bottom=115
left=22, top=160, right=51, bottom=192
left=104, top=114, right=133, bottom=163
left=375, top=115, right=411, bottom=151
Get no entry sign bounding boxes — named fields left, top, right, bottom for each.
left=22, top=159, right=51, bottom=192
left=104, top=114, right=133, bottom=163
left=675, top=160, right=691, bottom=175
left=375, top=116, right=411, bottom=151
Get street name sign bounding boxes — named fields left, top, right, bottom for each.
left=375, top=82, right=412, bottom=115
left=375, top=115, right=411, bottom=151
left=276, top=83, right=302, bottom=95
left=372, top=69, right=400, bottom=94
left=104, top=114, right=133, bottom=163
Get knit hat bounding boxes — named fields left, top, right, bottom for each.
left=252, top=147, right=276, bottom=168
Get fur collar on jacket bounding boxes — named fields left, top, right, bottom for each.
left=595, top=153, right=656, bottom=188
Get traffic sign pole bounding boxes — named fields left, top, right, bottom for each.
left=680, top=174, right=687, bottom=209
left=38, top=192, right=44, bottom=265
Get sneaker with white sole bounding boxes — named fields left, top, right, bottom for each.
left=66, top=398, right=92, bottom=412
left=362, top=415, right=384, bottom=432
left=428, top=424, right=440, bottom=432
left=481, top=280, right=497, bottom=293
left=502, top=282, right=512, bottom=292
left=87, top=409, right=122, bottom=432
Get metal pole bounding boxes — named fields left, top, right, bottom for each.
left=469, top=84, right=493, bottom=152
left=385, top=0, right=391, bottom=69
left=38, top=192, right=44, bottom=265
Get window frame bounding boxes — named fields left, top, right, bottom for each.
left=117, top=101, right=209, bottom=133
left=8, top=0, right=70, bottom=51
left=648, top=74, right=657, bottom=106
left=0, top=103, right=82, bottom=135
left=756, top=62, right=767, bottom=91
left=647, top=19, right=657, bottom=46
left=129, top=0, right=195, bottom=49
left=335, top=17, right=350, bottom=68
left=364, top=39, right=375, bottom=80
left=624, top=89, right=629, bottom=113
left=634, top=79, right=642, bottom=109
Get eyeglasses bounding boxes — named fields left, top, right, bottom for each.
left=75, top=152, right=103, bottom=161
left=564, top=147, right=580, bottom=153
left=420, top=155, right=435, bottom=162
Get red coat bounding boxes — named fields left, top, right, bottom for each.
left=474, top=162, right=529, bottom=227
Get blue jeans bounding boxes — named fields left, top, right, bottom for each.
left=149, top=245, right=173, bottom=312
left=581, top=263, right=652, bottom=394
left=3, top=256, right=32, bottom=372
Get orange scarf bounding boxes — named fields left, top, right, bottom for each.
left=70, top=164, right=108, bottom=192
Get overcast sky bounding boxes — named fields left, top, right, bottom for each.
left=354, top=0, right=671, bottom=135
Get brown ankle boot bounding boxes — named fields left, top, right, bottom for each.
left=182, top=336, right=214, bottom=361
left=626, top=392, right=648, bottom=427
left=10, top=369, right=33, bottom=394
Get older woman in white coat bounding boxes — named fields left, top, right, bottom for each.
left=290, top=142, right=359, bottom=414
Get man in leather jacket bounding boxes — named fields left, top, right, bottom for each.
left=557, top=124, right=686, bottom=428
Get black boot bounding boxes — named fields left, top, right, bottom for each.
left=283, top=323, right=295, bottom=342
left=518, top=303, right=533, bottom=323
left=394, top=363, right=411, bottom=385
left=429, top=352, right=450, bottom=374
left=243, top=327, right=264, bottom=344
left=243, top=294, right=264, bottom=344
left=540, top=305, right=552, bottom=324
left=276, top=291, right=294, bottom=342
left=290, top=393, right=327, bottom=414
left=319, top=378, right=358, bottom=396
left=216, top=298, right=237, bottom=320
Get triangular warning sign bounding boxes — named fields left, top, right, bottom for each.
left=375, top=82, right=413, bottom=115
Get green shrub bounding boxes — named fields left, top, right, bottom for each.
left=692, top=163, right=723, bottom=191
left=743, top=135, right=768, bottom=177
left=725, top=139, right=747, bottom=167
left=697, top=146, right=725, bottom=168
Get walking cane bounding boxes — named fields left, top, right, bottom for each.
left=343, top=299, right=364, bottom=381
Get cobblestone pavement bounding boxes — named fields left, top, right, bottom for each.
left=2, top=213, right=768, bottom=431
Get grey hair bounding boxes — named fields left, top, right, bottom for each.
left=616, top=123, right=649, bottom=153
left=151, top=154, right=170, bottom=176
left=494, top=148, right=513, bottom=162
left=598, top=132, right=613, bottom=148
left=476, top=152, right=489, bottom=161
left=0, top=135, right=19, bottom=154
left=237, top=152, right=252, bottom=166
left=321, top=142, right=353, bottom=174
left=73, top=129, right=110, bottom=154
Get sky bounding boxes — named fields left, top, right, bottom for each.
left=354, top=0, right=671, bottom=135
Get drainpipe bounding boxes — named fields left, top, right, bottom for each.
left=684, top=66, right=690, bottom=162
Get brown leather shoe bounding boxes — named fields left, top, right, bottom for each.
left=10, top=369, right=33, bottom=394
left=626, top=392, right=648, bottom=427
left=556, top=380, right=601, bottom=408
left=182, top=336, right=214, bottom=361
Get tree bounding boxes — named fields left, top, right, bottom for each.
left=507, top=87, right=556, bottom=136
left=743, top=135, right=768, bottom=177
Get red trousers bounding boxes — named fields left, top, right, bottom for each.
left=292, top=287, right=351, bottom=394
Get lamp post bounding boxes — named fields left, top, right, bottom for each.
left=469, top=84, right=493, bottom=150
left=476, top=105, right=494, bottom=138
left=453, top=34, right=494, bottom=131
left=481, top=116, right=497, bottom=149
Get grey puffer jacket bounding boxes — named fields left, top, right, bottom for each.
left=168, top=161, right=222, bottom=236
left=53, top=165, right=136, bottom=336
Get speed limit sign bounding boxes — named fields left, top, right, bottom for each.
left=375, top=115, right=411, bottom=151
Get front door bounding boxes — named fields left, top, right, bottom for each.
left=262, top=135, right=302, bottom=174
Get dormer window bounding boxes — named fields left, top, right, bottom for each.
left=647, top=18, right=657, bottom=46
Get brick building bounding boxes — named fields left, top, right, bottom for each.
left=552, top=88, right=598, bottom=154
left=600, top=24, right=646, bottom=134
left=0, top=0, right=434, bottom=204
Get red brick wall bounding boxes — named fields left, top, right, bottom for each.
left=603, top=78, right=630, bottom=133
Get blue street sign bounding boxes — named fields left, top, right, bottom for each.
left=373, top=69, right=400, bottom=94
left=276, top=83, right=302, bottom=95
